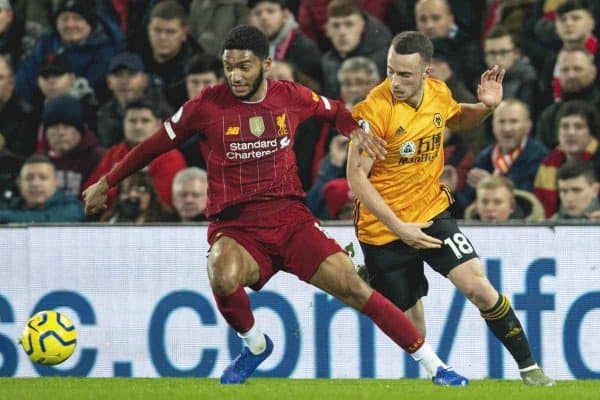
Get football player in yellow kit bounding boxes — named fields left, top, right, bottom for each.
left=348, top=31, right=554, bottom=386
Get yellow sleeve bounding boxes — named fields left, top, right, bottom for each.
left=351, top=97, right=388, bottom=139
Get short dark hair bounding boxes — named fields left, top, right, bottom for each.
left=247, top=0, right=286, bottom=10
left=391, top=31, right=433, bottom=64
left=22, top=154, right=56, bottom=172
left=222, top=25, right=269, bottom=60
left=327, top=0, right=362, bottom=18
left=185, top=54, right=223, bottom=78
left=484, top=24, right=519, bottom=48
left=125, top=98, right=173, bottom=120
left=557, top=0, right=592, bottom=17
left=557, top=160, right=597, bottom=183
left=150, top=0, right=188, bottom=25
left=555, top=100, right=600, bottom=135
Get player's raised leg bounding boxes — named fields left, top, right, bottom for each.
left=448, top=258, right=555, bottom=386
left=208, top=235, right=272, bottom=384
left=310, top=252, right=468, bottom=386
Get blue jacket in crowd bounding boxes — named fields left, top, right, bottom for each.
left=0, top=190, right=86, bottom=223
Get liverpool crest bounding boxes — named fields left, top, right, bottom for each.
left=249, top=116, right=265, bottom=137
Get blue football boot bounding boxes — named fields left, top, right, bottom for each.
left=220, top=334, right=274, bottom=384
left=432, top=366, right=469, bottom=386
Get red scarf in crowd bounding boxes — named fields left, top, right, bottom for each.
left=491, top=137, right=528, bottom=175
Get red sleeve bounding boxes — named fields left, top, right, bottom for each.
left=148, top=149, right=187, bottom=207
left=105, top=98, right=202, bottom=187
left=293, top=83, right=359, bottom=136
left=105, top=127, right=178, bottom=187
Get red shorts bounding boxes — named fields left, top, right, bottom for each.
left=207, top=199, right=344, bottom=290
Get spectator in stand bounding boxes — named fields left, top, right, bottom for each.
left=105, top=170, right=170, bottom=223
left=535, top=46, right=600, bottom=148
left=306, top=134, right=349, bottom=219
left=0, top=154, right=85, bottom=223
left=442, top=128, right=474, bottom=218
left=248, top=0, right=322, bottom=89
left=464, top=175, right=545, bottom=222
left=171, top=166, right=208, bottom=222
left=298, top=0, right=415, bottom=51
left=184, top=53, right=223, bottom=100
left=534, top=100, right=600, bottom=217
left=483, top=25, right=538, bottom=113
left=538, top=0, right=600, bottom=103
left=0, top=54, right=37, bottom=158
left=188, top=0, right=249, bottom=56
left=41, top=94, right=105, bottom=196
left=462, top=99, right=548, bottom=207
left=321, top=0, right=391, bottom=98
left=322, top=177, right=354, bottom=220
left=132, top=0, right=204, bottom=109
left=415, top=0, right=485, bottom=91
left=552, top=160, right=600, bottom=220
left=96, top=51, right=169, bottom=147
left=84, top=98, right=186, bottom=208
left=36, top=52, right=99, bottom=134
left=16, top=0, right=124, bottom=105
left=337, top=56, right=380, bottom=109
left=0, top=0, right=43, bottom=67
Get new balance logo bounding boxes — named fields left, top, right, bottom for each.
left=225, top=126, right=240, bottom=136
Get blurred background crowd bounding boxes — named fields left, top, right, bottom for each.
left=0, top=0, right=599, bottom=225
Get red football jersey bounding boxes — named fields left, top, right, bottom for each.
left=107, top=79, right=358, bottom=218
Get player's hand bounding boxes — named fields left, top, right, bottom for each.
left=466, top=167, right=491, bottom=188
left=393, top=221, right=443, bottom=249
left=477, top=65, right=505, bottom=111
left=349, top=128, right=387, bottom=161
left=82, top=176, right=109, bottom=215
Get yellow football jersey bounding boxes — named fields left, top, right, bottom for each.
left=352, top=78, right=462, bottom=245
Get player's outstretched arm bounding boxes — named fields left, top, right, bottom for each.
left=346, top=143, right=442, bottom=249
left=447, top=65, right=505, bottom=132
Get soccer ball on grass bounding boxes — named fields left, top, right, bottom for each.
left=19, top=310, right=77, bottom=365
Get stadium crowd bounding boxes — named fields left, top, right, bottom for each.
left=1, top=0, right=599, bottom=224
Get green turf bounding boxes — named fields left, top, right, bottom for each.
left=0, top=378, right=598, bottom=400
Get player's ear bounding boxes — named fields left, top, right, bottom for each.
left=424, top=65, right=432, bottom=79
left=263, top=57, right=272, bottom=72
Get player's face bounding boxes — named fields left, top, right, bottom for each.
left=556, top=9, right=594, bottom=44
left=249, top=2, right=286, bottom=39
left=19, top=163, right=58, bottom=208
left=173, top=179, right=207, bottom=221
left=558, top=176, right=599, bottom=217
left=387, top=50, right=428, bottom=107
left=124, top=108, right=161, bottom=145
left=484, top=36, right=519, bottom=71
left=185, top=71, right=219, bottom=99
left=558, top=51, right=596, bottom=93
left=223, top=49, right=271, bottom=101
left=492, top=102, right=531, bottom=153
left=558, top=114, right=593, bottom=157
left=415, top=0, right=454, bottom=39
left=475, top=187, right=515, bottom=222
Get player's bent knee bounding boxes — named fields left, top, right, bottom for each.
left=335, top=273, right=373, bottom=309
left=462, top=278, right=498, bottom=310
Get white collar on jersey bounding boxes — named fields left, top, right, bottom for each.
left=240, top=79, right=269, bottom=104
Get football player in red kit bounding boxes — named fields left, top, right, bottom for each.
left=83, top=25, right=467, bottom=386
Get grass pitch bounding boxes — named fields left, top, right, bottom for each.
left=1, top=378, right=598, bottom=400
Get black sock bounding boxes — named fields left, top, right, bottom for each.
left=481, top=294, right=536, bottom=369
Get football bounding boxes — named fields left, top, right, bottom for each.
left=19, top=310, right=77, bottom=365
